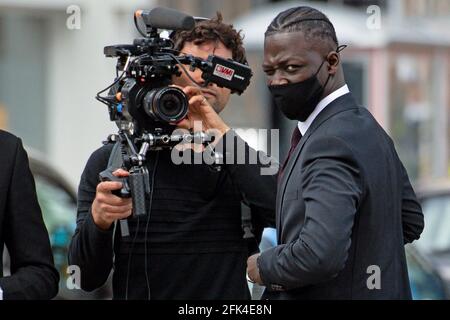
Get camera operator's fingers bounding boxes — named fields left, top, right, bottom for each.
left=92, top=193, right=132, bottom=230
left=189, top=95, right=211, bottom=109
left=113, top=168, right=130, bottom=177
left=99, top=192, right=132, bottom=207
left=97, top=181, right=123, bottom=194
left=94, top=208, right=133, bottom=228
left=205, top=128, right=224, bottom=147
left=98, top=203, right=133, bottom=215
left=185, top=87, right=214, bottom=107
left=174, top=118, right=192, bottom=130
left=183, top=86, right=210, bottom=106
left=170, top=84, right=184, bottom=91
left=183, top=85, right=202, bottom=98
left=188, top=95, right=230, bottom=135
left=192, top=143, right=205, bottom=153
left=173, top=141, right=193, bottom=152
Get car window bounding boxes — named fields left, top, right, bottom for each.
left=417, top=195, right=450, bottom=253
left=406, top=246, right=448, bottom=300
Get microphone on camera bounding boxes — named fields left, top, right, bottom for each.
left=135, top=7, right=195, bottom=31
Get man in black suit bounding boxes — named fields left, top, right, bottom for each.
left=0, top=130, right=59, bottom=299
left=247, top=6, right=424, bottom=299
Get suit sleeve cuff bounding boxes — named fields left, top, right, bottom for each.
left=257, top=247, right=287, bottom=292
left=257, top=249, right=271, bottom=286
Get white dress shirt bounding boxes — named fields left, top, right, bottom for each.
left=298, top=84, right=350, bottom=136
left=0, top=286, right=3, bottom=300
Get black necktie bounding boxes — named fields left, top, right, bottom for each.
left=278, top=127, right=302, bottom=182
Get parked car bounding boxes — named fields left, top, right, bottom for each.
left=256, top=228, right=449, bottom=300
left=416, top=181, right=450, bottom=297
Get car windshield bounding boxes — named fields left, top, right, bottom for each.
left=417, top=195, right=450, bottom=253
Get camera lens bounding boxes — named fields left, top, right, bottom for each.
left=160, top=93, right=182, bottom=117
left=143, top=87, right=188, bottom=123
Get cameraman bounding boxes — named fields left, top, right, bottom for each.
left=68, top=13, right=277, bottom=300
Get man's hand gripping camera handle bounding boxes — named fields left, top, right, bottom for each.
left=100, top=168, right=149, bottom=217
left=99, top=169, right=132, bottom=199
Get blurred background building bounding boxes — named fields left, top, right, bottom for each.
left=1, top=0, right=450, bottom=299
left=0, top=0, right=449, bottom=187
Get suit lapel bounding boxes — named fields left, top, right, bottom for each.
left=276, top=93, right=358, bottom=241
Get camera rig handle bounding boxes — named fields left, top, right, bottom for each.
left=104, top=130, right=151, bottom=218
left=99, top=170, right=132, bottom=199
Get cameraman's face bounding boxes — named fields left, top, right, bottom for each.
left=172, top=40, right=233, bottom=113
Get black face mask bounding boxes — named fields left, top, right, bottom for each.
left=268, top=60, right=331, bottom=122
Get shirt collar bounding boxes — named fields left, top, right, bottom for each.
left=298, top=84, right=350, bottom=136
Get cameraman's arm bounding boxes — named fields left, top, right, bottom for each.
left=177, top=86, right=277, bottom=228
left=68, top=146, right=131, bottom=292
left=217, top=130, right=277, bottom=228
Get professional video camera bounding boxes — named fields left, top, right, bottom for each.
left=97, top=6, right=252, bottom=134
left=96, top=7, right=253, bottom=219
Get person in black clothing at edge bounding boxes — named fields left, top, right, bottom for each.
left=68, top=13, right=277, bottom=300
left=246, top=6, right=424, bottom=299
left=0, top=130, right=59, bottom=300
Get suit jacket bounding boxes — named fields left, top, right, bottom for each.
left=258, top=93, right=424, bottom=299
left=0, top=130, right=59, bottom=299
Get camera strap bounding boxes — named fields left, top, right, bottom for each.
left=107, top=139, right=131, bottom=238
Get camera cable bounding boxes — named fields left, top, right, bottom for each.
left=124, top=212, right=140, bottom=300
left=144, top=150, right=160, bottom=300
left=168, top=53, right=207, bottom=90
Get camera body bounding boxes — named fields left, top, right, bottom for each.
left=104, top=38, right=189, bottom=133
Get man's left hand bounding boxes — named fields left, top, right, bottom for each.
left=247, top=253, right=263, bottom=285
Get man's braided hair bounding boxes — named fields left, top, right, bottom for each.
left=265, top=6, right=339, bottom=51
